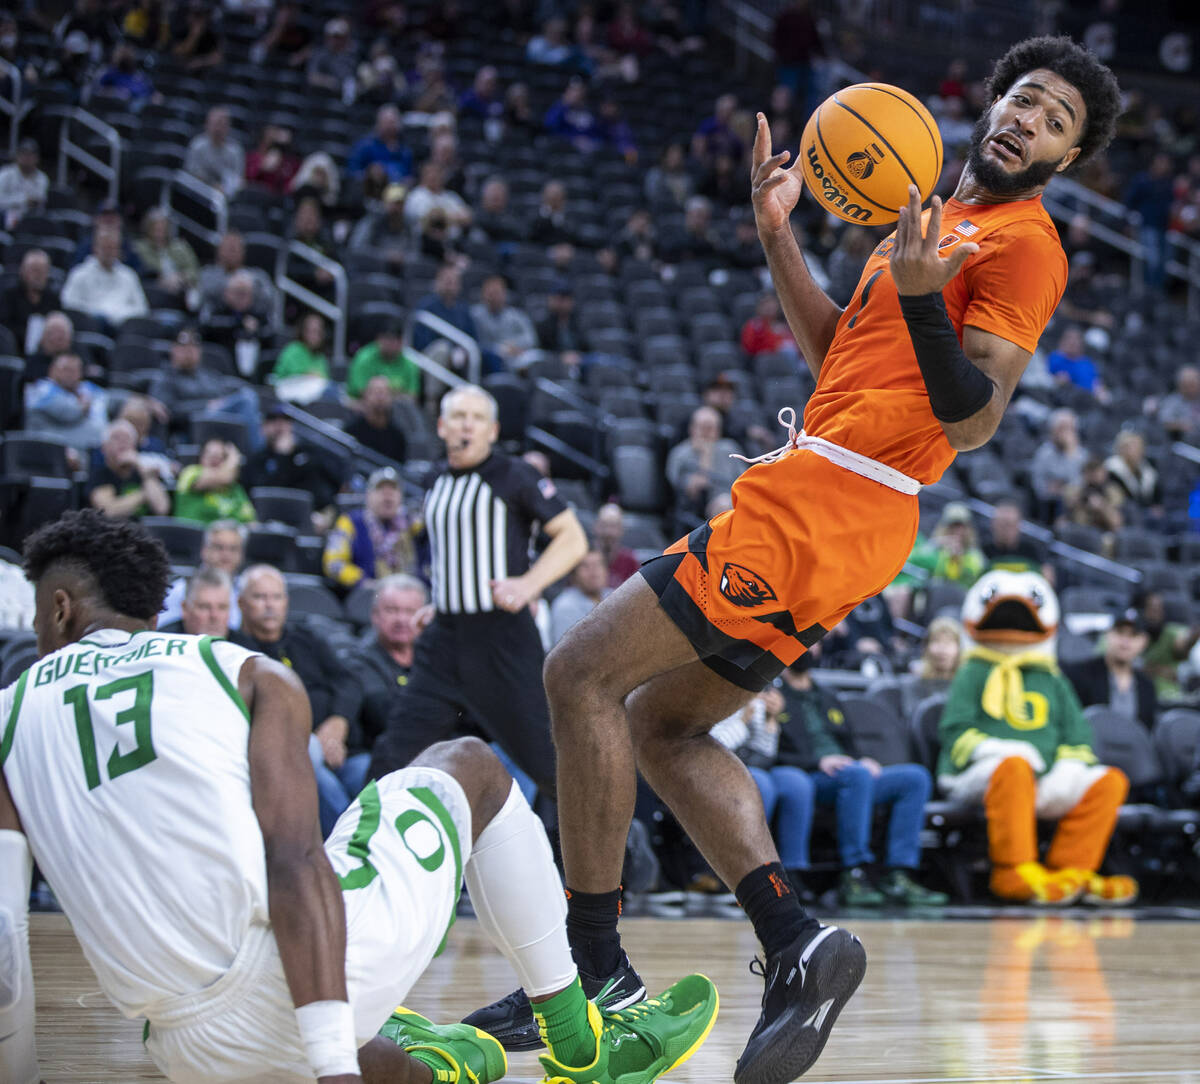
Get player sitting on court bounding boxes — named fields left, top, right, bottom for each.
left=0, top=509, right=719, bottom=1084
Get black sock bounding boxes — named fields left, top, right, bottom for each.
left=735, top=862, right=818, bottom=958
left=565, top=886, right=623, bottom=976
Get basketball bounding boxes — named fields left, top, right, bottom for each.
left=799, top=83, right=943, bottom=226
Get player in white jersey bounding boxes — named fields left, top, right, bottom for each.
left=0, top=510, right=720, bottom=1084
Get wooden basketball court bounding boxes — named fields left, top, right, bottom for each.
left=32, top=912, right=1200, bottom=1082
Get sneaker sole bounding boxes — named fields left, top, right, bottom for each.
left=733, top=931, right=867, bottom=1084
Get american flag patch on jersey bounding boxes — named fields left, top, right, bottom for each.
left=955, top=220, right=979, bottom=237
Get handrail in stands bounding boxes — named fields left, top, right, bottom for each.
left=526, top=424, right=612, bottom=482
left=162, top=169, right=228, bottom=254
left=0, top=59, right=33, bottom=159
left=399, top=342, right=467, bottom=395
left=533, top=375, right=600, bottom=417
left=406, top=310, right=482, bottom=386
left=49, top=107, right=120, bottom=205
left=274, top=240, right=347, bottom=364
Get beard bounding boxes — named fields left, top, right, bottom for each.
left=966, top=113, right=1061, bottom=195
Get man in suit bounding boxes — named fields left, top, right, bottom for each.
left=1063, top=608, right=1157, bottom=731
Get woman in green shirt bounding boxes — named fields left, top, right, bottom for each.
left=273, top=313, right=331, bottom=381
left=174, top=438, right=257, bottom=525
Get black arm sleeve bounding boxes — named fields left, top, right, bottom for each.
left=898, top=292, right=995, bottom=423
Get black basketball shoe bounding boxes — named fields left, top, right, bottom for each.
left=462, top=951, right=646, bottom=1051
left=733, top=925, right=866, bottom=1084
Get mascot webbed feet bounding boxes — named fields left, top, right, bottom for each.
left=990, top=861, right=1088, bottom=906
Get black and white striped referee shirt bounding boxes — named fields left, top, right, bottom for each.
left=423, top=452, right=568, bottom=615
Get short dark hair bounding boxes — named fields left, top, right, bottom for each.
left=985, top=35, right=1122, bottom=170
left=23, top=509, right=170, bottom=620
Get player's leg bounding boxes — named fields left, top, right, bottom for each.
left=363, top=738, right=719, bottom=1084
left=626, top=663, right=866, bottom=1084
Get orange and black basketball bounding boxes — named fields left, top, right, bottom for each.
left=799, top=83, right=943, bottom=225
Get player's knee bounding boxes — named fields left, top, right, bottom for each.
left=416, top=736, right=509, bottom=800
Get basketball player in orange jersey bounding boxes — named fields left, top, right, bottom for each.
left=465, top=35, right=1122, bottom=1084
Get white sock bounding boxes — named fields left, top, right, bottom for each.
left=464, top=782, right=577, bottom=997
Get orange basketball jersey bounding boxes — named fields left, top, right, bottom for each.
left=803, top=195, right=1067, bottom=484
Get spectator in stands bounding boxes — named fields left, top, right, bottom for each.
left=112, top=394, right=169, bottom=458
left=698, top=151, right=741, bottom=207
left=593, top=502, right=640, bottom=587
left=24, top=311, right=74, bottom=386
left=535, top=281, right=584, bottom=369
left=348, top=182, right=411, bottom=267
left=615, top=207, right=657, bottom=264
left=0, top=139, right=48, bottom=229
left=526, top=15, right=580, bottom=68
left=251, top=1, right=314, bottom=66
left=470, top=273, right=536, bottom=371
left=825, top=228, right=878, bottom=306
left=1103, top=429, right=1163, bottom=525
left=272, top=312, right=331, bottom=398
left=403, top=162, right=471, bottom=239
left=543, top=77, right=600, bottom=152
left=502, top=81, right=538, bottom=138
left=928, top=502, right=985, bottom=587
left=1064, top=608, right=1157, bottom=731
left=1066, top=457, right=1124, bottom=532
left=1046, top=324, right=1105, bottom=397
left=159, top=519, right=246, bottom=629
left=698, top=372, right=773, bottom=457
left=408, top=46, right=457, bottom=116
left=693, top=93, right=744, bottom=166
left=1157, top=365, right=1200, bottom=440
left=459, top=64, right=503, bottom=121
left=147, top=325, right=262, bottom=443
left=597, top=96, right=637, bottom=163
left=244, top=123, right=300, bottom=195
left=427, top=127, right=466, bottom=193
left=25, top=352, right=108, bottom=448
left=982, top=499, right=1048, bottom=575
left=204, top=271, right=274, bottom=377
left=232, top=564, right=360, bottom=835
left=87, top=418, right=171, bottom=518
left=666, top=406, right=744, bottom=531
left=355, top=41, right=408, bottom=105
left=1031, top=408, right=1087, bottom=523
left=170, top=0, right=224, bottom=71
left=740, top=291, right=798, bottom=357
left=184, top=106, right=244, bottom=197
left=347, top=104, right=413, bottom=183
left=0, top=249, right=59, bottom=356
left=528, top=179, right=578, bottom=246
left=133, top=207, right=199, bottom=302
left=410, top=263, right=478, bottom=359
left=346, top=376, right=407, bottom=463
left=41, top=29, right=93, bottom=95
left=307, top=16, right=358, bottom=98
left=323, top=466, right=423, bottom=592
left=472, top=177, right=526, bottom=245
left=173, top=566, right=233, bottom=638
left=289, top=151, right=341, bottom=208
left=62, top=227, right=149, bottom=329
left=773, top=653, right=947, bottom=907
left=723, top=210, right=768, bottom=270
left=550, top=548, right=610, bottom=644
left=644, top=142, right=694, bottom=209
left=896, top=616, right=964, bottom=720
left=820, top=594, right=900, bottom=675
left=174, top=437, right=256, bottom=525
left=68, top=202, right=140, bottom=271
left=1138, top=589, right=1200, bottom=700
left=199, top=231, right=275, bottom=315
left=659, top=195, right=721, bottom=266
left=771, top=1, right=824, bottom=114
left=95, top=41, right=156, bottom=105
left=341, top=574, right=427, bottom=754
left=1125, top=150, right=1174, bottom=290
left=242, top=403, right=342, bottom=527
left=346, top=323, right=420, bottom=400
left=1055, top=251, right=1115, bottom=330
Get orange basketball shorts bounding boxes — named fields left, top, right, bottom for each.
left=640, top=450, right=920, bottom=691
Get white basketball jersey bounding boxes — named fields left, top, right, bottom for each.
left=0, top=630, right=269, bottom=1019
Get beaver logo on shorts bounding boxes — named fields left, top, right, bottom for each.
left=720, top=563, right=778, bottom=608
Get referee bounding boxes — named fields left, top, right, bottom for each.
left=368, top=384, right=586, bottom=792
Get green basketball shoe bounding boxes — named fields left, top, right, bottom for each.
left=537, top=973, right=719, bottom=1084
left=379, top=1006, right=508, bottom=1083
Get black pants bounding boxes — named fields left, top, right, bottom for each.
left=368, top=609, right=557, bottom=792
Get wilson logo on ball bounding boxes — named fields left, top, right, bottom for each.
left=845, top=144, right=884, bottom=180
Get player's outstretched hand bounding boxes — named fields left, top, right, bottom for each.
left=750, top=113, right=804, bottom=236
left=890, top=185, right=979, bottom=296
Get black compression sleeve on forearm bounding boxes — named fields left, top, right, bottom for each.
left=897, top=292, right=995, bottom=423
